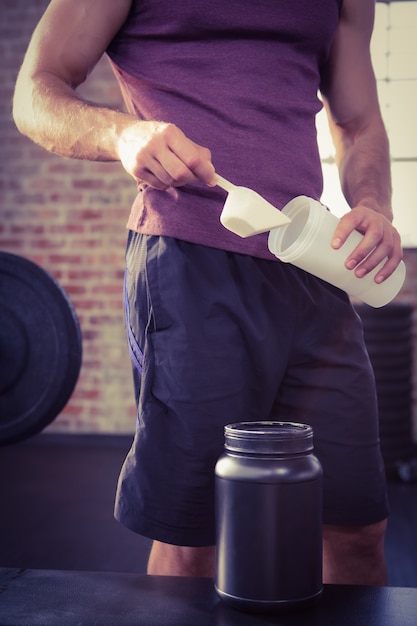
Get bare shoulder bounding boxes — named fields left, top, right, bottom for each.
left=19, top=0, right=133, bottom=87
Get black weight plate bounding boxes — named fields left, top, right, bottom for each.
left=0, top=252, right=82, bottom=445
left=355, top=303, right=413, bottom=320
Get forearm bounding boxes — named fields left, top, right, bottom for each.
left=335, top=114, right=393, bottom=221
left=327, top=110, right=402, bottom=281
left=13, top=70, right=137, bottom=162
left=13, top=69, right=215, bottom=189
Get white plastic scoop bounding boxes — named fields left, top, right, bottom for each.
left=216, top=174, right=291, bottom=238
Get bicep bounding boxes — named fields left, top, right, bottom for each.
left=320, top=0, right=380, bottom=131
left=18, top=0, right=132, bottom=88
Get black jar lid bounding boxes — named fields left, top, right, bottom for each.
left=224, top=421, right=313, bottom=454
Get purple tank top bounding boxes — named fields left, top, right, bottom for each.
left=107, top=0, right=342, bottom=259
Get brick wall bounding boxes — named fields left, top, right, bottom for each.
left=1, top=1, right=416, bottom=439
left=1, top=0, right=137, bottom=434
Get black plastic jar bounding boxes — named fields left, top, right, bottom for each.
left=215, top=421, right=323, bottom=613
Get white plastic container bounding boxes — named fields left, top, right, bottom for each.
left=268, top=196, right=406, bottom=308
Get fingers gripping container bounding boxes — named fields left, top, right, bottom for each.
left=268, top=196, right=406, bottom=308
left=215, top=422, right=323, bottom=613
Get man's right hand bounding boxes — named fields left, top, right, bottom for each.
left=118, top=121, right=217, bottom=190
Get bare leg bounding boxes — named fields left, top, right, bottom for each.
left=323, top=519, right=387, bottom=585
left=147, top=541, right=216, bottom=577
left=147, top=519, right=387, bottom=583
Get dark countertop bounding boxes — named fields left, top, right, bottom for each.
left=0, top=568, right=417, bottom=626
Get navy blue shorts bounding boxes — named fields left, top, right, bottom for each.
left=115, top=233, right=388, bottom=546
